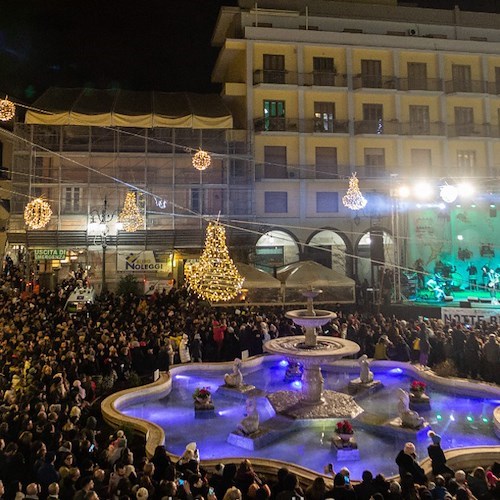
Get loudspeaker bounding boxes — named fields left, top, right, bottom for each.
left=467, top=297, right=479, bottom=302
left=460, top=301, right=471, bottom=308
left=480, top=298, right=492, bottom=303
left=444, top=295, right=454, bottom=302
left=370, top=230, right=385, bottom=264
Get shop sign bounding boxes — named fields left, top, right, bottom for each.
left=117, top=251, right=171, bottom=273
left=34, top=249, right=67, bottom=261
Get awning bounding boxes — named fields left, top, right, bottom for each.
left=25, top=88, right=233, bottom=129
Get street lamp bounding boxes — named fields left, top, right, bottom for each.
left=89, top=197, right=116, bottom=294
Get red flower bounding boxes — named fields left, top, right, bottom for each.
left=411, top=380, right=426, bottom=392
left=335, top=420, right=353, bottom=434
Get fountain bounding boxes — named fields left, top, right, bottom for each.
left=264, top=289, right=362, bottom=419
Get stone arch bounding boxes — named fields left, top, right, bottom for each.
left=254, top=229, right=300, bottom=273
left=305, top=228, right=352, bottom=276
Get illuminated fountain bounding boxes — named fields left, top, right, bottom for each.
left=265, top=289, right=362, bottom=418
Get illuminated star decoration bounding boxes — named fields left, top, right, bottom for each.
left=342, top=172, right=368, bottom=210
left=186, top=221, right=244, bottom=302
left=192, top=149, right=211, bottom=171
left=24, top=197, right=52, bottom=229
left=0, top=97, right=15, bottom=121
left=118, top=191, right=144, bottom=232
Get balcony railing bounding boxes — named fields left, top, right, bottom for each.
left=398, top=78, right=443, bottom=92
left=444, top=80, right=487, bottom=94
left=254, top=117, right=298, bottom=132
left=399, top=122, right=446, bottom=136
left=254, top=117, right=349, bottom=134
left=253, top=70, right=347, bottom=87
left=354, top=120, right=400, bottom=135
left=448, top=124, right=490, bottom=137
left=486, top=82, right=500, bottom=95
left=353, top=74, right=398, bottom=90
left=306, top=119, right=349, bottom=134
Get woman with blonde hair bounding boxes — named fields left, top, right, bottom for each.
left=222, top=486, right=242, bottom=500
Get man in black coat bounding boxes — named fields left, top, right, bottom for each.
left=395, top=442, right=427, bottom=485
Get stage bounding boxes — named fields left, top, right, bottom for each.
left=380, top=288, right=500, bottom=322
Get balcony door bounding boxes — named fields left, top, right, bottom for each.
left=263, top=54, right=285, bottom=84
left=407, top=62, right=427, bottom=90
left=264, top=100, right=285, bottom=131
left=314, top=102, right=335, bottom=132
left=409, top=105, right=430, bottom=134
left=454, top=107, right=474, bottom=135
left=313, top=57, right=335, bottom=86
left=361, top=59, right=382, bottom=88
left=452, top=64, right=472, bottom=92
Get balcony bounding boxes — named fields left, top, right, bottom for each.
left=254, top=117, right=298, bottom=132
left=398, top=78, right=443, bottom=92
left=253, top=70, right=347, bottom=87
left=448, top=124, right=490, bottom=137
left=306, top=119, right=349, bottom=134
left=444, top=80, right=487, bottom=94
left=487, top=82, right=500, bottom=95
left=353, top=74, right=398, bottom=90
left=354, top=120, right=400, bottom=135
left=354, top=166, right=389, bottom=179
left=399, top=122, right=445, bottom=136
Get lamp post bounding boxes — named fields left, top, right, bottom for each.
left=90, top=198, right=116, bottom=294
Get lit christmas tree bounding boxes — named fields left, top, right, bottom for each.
left=118, top=192, right=144, bottom=232
left=342, top=173, right=368, bottom=210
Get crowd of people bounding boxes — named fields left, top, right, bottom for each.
left=0, top=262, right=499, bottom=500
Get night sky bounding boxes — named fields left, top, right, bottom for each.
left=0, top=0, right=498, bottom=104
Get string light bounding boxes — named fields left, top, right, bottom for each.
left=24, top=197, right=52, bottom=229
left=192, top=149, right=211, bottom=171
left=186, top=221, right=244, bottom=302
left=0, top=97, right=15, bottom=121
left=118, top=191, right=144, bottom=232
left=342, top=172, right=368, bottom=210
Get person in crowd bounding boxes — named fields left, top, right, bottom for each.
left=396, top=443, right=428, bottom=485
left=427, top=431, right=454, bottom=477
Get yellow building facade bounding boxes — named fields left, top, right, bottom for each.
left=213, top=0, right=500, bottom=292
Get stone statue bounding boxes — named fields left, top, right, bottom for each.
left=224, top=358, right=243, bottom=387
left=237, top=397, right=259, bottom=435
left=398, top=388, right=425, bottom=429
left=359, top=354, right=374, bottom=384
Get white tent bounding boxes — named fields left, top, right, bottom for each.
left=235, top=263, right=282, bottom=304
left=277, top=261, right=355, bottom=304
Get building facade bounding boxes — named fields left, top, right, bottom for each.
left=211, top=0, right=500, bottom=294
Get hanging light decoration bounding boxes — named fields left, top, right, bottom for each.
left=440, top=184, right=458, bottom=203
left=186, top=221, right=244, bottom=302
left=118, top=191, right=144, bottom=232
left=24, top=197, right=52, bottom=229
left=342, top=172, right=368, bottom=210
left=192, top=149, right=211, bottom=171
left=0, top=97, right=15, bottom=121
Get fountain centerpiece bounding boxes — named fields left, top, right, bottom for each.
left=265, top=289, right=362, bottom=419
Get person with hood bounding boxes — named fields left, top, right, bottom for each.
left=427, top=431, right=453, bottom=477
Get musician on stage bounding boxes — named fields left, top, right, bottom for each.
left=414, top=259, right=425, bottom=289
left=487, top=267, right=499, bottom=298
left=466, top=264, right=478, bottom=291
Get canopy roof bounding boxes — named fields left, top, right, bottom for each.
left=236, top=263, right=282, bottom=289
left=277, top=260, right=355, bottom=287
left=25, top=88, right=233, bottom=129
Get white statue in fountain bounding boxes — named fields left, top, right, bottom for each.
left=397, top=388, right=425, bottom=429
left=237, top=397, right=259, bottom=435
left=224, top=358, right=244, bottom=387
left=359, top=355, right=374, bottom=384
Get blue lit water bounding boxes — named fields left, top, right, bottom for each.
left=121, top=359, right=499, bottom=479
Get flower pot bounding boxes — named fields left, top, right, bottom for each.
left=196, top=396, right=210, bottom=405
left=338, top=433, right=353, bottom=442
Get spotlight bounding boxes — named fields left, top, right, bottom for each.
left=397, top=186, right=411, bottom=198
left=457, top=235, right=464, bottom=241
left=291, top=381, right=302, bottom=389
left=449, top=414, right=456, bottom=422
left=482, top=417, right=489, bottom=423
left=279, top=359, right=289, bottom=368
left=436, top=414, right=443, bottom=421
left=440, top=184, right=458, bottom=203
left=466, top=415, right=474, bottom=423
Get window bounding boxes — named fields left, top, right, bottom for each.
left=407, top=62, right=427, bottom=90
left=361, top=59, right=382, bottom=88
left=263, top=100, right=285, bottom=131
left=411, top=149, right=432, bottom=176
left=264, top=146, right=287, bottom=179
left=313, top=57, right=335, bottom=86
left=191, top=188, right=201, bottom=213
left=457, top=150, right=476, bottom=176
left=264, top=192, right=288, bottom=213
left=495, top=67, right=500, bottom=94
left=364, top=148, right=385, bottom=177
left=362, top=103, right=383, bottom=133
left=315, top=147, right=338, bottom=179
left=64, top=187, right=81, bottom=213
left=454, top=107, right=474, bottom=135
left=263, top=54, right=285, bottom=84
left=316, top=192, right=339, bottom=213
left=314, top=102, right=335, bottom=132
left=409, top=105, right=430, bottom=134
left=452, top=64, right=472, bottom=92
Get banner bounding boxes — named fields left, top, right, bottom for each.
left=144, top=280, right=173, bottom=295
left=34, top=249, right=67, bottom=260
left=117, top=251, right=171, bottom=273
left=441, top=307, right=499, bottom=325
